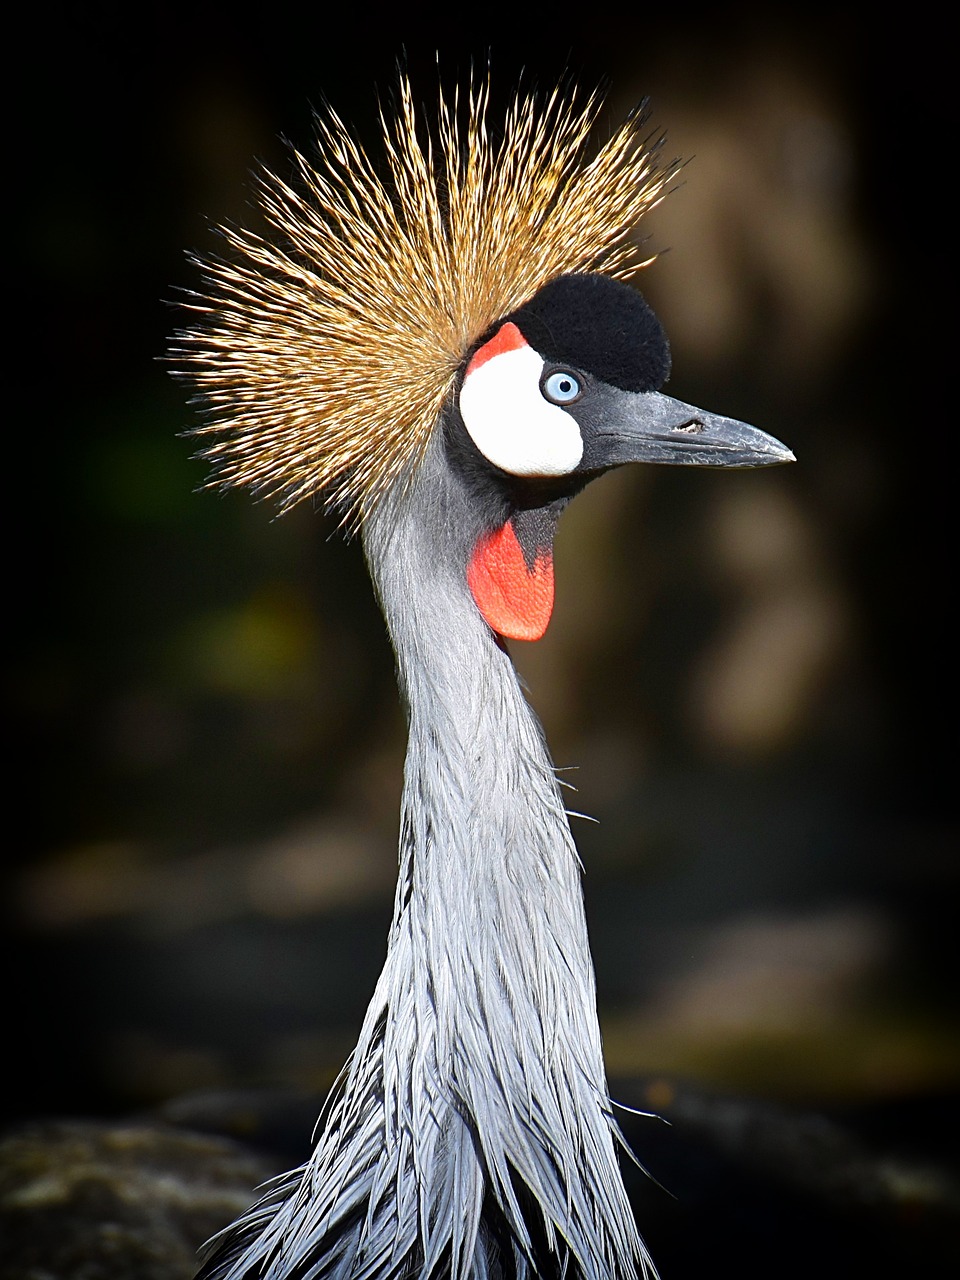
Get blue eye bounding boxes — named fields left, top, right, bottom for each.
left=542, top=370, right=582, bottom=404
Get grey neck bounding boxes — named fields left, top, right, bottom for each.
left=204, top=436, right=652, bottom=1279
left=365, top=443, right=604, bottom=1091
left=355, top=439, right=651, bottom=1278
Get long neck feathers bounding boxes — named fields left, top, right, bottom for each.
left=197, top=441, right=654, bottom=1279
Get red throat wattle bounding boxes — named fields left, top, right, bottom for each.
left=467, top=520, right=555, bottom=641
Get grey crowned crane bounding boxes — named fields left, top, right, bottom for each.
left=174, top=76, right=793, bottom=1280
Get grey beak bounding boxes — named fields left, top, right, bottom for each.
left=582, top=388, right=795, bottom=470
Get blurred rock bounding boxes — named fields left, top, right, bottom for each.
left=0, top=1122, right=274, bottom=1280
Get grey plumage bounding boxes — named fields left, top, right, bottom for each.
left=182, top=77, right=793, bottom=1280
left=199, top=428, right=654, bottom=1280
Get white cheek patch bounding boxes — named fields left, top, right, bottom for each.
left=459, top=340, right=584, bottom=477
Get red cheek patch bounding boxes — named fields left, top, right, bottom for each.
left=467, top=520, right=555, bottom=641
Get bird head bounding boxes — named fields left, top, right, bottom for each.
left=173, top=76, right=792, bottom=642
left=450, top=272, right=793, bottom=639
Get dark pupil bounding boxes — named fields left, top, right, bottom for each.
left=558, top=379, right=572, bottom=394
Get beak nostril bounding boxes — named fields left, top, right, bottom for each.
left=673, top=418, right=704, bottom=435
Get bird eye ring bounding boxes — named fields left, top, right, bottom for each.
left=541, top=370, right=582, bottom=405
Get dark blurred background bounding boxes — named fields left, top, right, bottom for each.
left=9, top=2, right=952, bottom=1269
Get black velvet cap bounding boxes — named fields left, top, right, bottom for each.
left=507, top=273, right=671, bottom=394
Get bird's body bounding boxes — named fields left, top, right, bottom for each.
left=203, top=444, right=645, bottom=1278
left=177, top=76, right=792, bottom=1280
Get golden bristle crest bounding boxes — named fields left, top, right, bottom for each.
left=173, top=75, right=679, bottom=525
